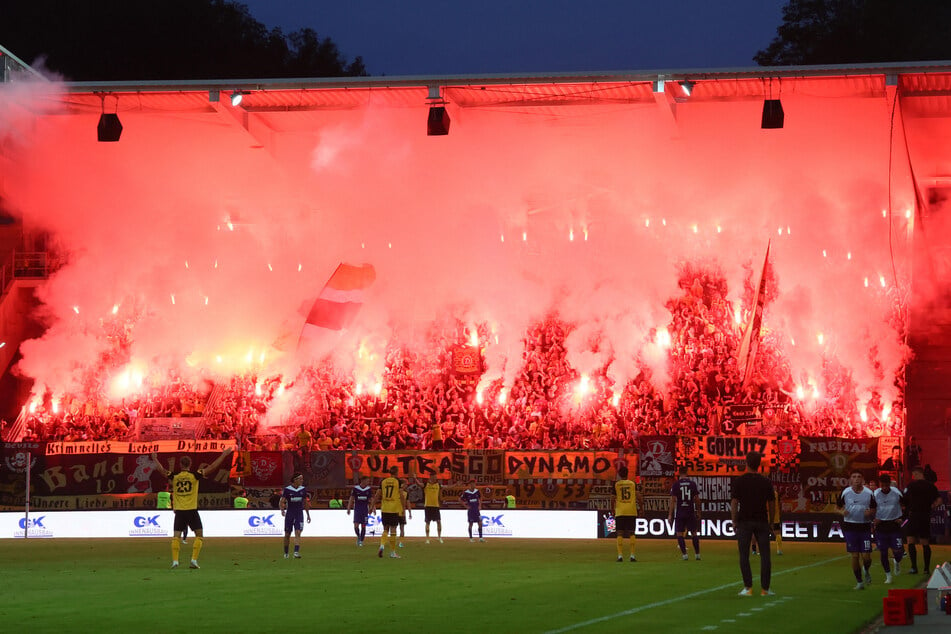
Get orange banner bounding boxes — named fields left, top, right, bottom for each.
left=504, top=451, right=630, bottom=480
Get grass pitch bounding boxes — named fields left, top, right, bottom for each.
left=0, top=537, right=939, bottom=633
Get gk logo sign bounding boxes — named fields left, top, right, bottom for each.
left=19, top=516, right=46, bottom=529
left=249, top=515, right=276, bottom=527
left=133, top=515, right=160, bottom=527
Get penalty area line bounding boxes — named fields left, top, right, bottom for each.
left=544, top=555, right=846, bottom=634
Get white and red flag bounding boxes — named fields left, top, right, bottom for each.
left=300, top=263, right=376, bottom=340
left=736, top=242, right=770, bottom=389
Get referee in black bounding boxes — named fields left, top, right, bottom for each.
left=902, top=466, right=941, bottom=574
left=731, top=451, right=776, bottom=596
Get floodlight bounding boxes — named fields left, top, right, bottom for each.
left=427, top=106, right=450, bottom=136
left=761, top=99, right=784, bottom=129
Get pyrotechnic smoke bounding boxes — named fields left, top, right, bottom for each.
left=0, top=80, right=919, bottom=420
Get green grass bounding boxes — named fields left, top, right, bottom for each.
left=0, top=537, right=939, bottom=633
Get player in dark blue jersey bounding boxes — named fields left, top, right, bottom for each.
left=668, top=466, right=702, bottom=560
left=460, top=478, right=484, bottom=542
left=280, top=472, right=311, bottom=559
left=347, top=475, right=373, bottom=546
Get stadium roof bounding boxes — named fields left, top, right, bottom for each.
left=39, top=60, right=951, bottom=115
left=1, top=60, right=942, bottom=179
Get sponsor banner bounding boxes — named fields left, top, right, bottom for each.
left=43, top=439, right=234, bottom=455
left=799, top=437, right=879, bottom=513
left=598, top=512, right=902, bottom=542
left=505, top=451, right=629, bottom=480
left=933, top=491, right=949, bottom=536
left=678, top=435, right=776, bottom=476
left=0, top=509, right=596, bottom=539
left=638, top=437, right=676, bottom=477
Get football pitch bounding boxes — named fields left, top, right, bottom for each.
left=1, top=537, right=940, bottom=633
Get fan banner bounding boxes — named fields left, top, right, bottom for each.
left=798, top=436, right=880, bottom=513
left=678, top=435, right=776, bottom=476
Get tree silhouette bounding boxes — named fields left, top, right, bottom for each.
left=755, top=0, right=951, bottom=66
left=0, top=0, right=366, bottom=80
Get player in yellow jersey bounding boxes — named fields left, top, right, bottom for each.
left=423, top=474, right=443, bottom=544
left=373, top=467, right=403, bottom=559
left=397, top=483, right=412, bottom=548
left=614, top=465, right=638, bottom=562
left=150, top=447, right=233, bottom=569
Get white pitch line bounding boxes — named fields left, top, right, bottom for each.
left=544, top=556, right=845, bottom=634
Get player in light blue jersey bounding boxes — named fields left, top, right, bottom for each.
left=280, top=473, right=311, bottom=559
left=872, top=473, right=905, bottom=583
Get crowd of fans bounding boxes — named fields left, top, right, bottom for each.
left=18, top=374, right=210, bottom=442
left=14, top=262, right=907, bottom=449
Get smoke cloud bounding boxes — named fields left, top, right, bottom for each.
left=0, top=79, right=918, bottom=416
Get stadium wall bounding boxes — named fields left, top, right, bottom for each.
left=1, top=439, right=948, bottom=543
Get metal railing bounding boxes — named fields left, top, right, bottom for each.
left=0, top=251, right=49, bottom=299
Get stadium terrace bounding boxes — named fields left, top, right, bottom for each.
left=1, top=60, right=950, bottom=489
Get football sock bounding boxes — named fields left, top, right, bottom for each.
left=171, top=537, right=181, bottom=561
left=880, top=551, right=890, bottom=572
left=284, top=544, right=289, bottom=555
left=294, top=544, right=300, bottom=554
left=478, top=526, right=483, bottom=539
left=628, top=535, right=635, bottom=557
left=616, top=536, right=624, bottom=556
left=908, top=544, right=918, bottom=570
left=380, top=533, right=387, bottom=548
left=863, top=559, right=871, bottom=574
left=774, top=533, right=783, bottom=551
left=354, top=525, right=360, bottom=538
left=192, top=537, right=204, bottom=561
left=359, top=525, right=366, bottom=541
left=677, top=536, right=686, bottom=554
left=853, top=566, right=862, bottom=582
left=469, top=525, right=473, bottom=539
left=389, top=534, right=396, bottom=552
left=692, top=536, right=700, bottom=554
left=923, top=545, right=932, bottom=571
left=425, top=525, right=430, bottom=537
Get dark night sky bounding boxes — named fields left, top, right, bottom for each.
left=240, top=0, right=788, bottom=76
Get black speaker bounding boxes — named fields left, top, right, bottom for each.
left=761, top=99, right=784, bottom=129
left=427, top=106, right=450, bottom=136
left=97, top=113, right=123, bottom=142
